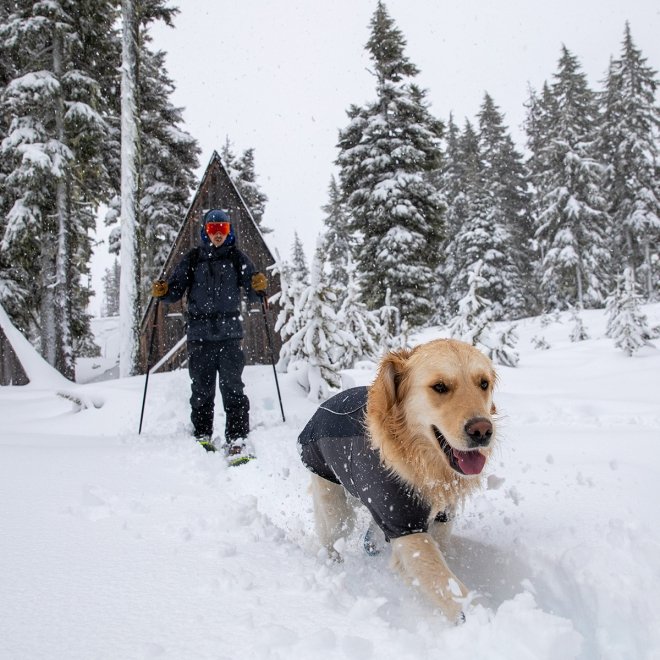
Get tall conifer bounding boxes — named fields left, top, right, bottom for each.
left=599, top=24, right=660, bottom=300
left=336, top=1, right=444, bottom=327
left=532, top=47, right=611, bottom=310
left=1, top=0, right=118, bottom=377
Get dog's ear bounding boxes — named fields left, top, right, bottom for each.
left=371, top=348, right=413, bottom=411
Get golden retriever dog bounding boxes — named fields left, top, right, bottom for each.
left=298, top=339, right=497, bottom=622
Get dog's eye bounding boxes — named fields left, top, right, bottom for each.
left=480, top=379, right=489, bottom=390
left=432, top=382, right=448, bottom=394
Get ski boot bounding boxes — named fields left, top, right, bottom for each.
left=224, top=439, right=255, bottom=466
left=195, top=434, right=216, bottom=453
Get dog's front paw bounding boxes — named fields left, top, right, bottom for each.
left=328, top=547, right=343, bottom=563
left=319, top=545, right=343, bottom=563
left=439, top=601, right=466, bottom=625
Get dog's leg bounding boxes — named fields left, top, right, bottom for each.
left=391, top=532, right=467, bottom=622
left=310, top=473, right=355, bottom=560
left=428, top=508, right=456, bottom=554
left=428, top=519, right=453, bottom=553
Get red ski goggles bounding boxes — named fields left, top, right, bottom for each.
left=205, top=221, right=231, bottom=237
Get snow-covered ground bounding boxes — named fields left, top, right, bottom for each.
left=2, top=306, right=660, bottom=660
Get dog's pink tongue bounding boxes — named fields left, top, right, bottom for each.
left=453, top=449, right=486, bottom=475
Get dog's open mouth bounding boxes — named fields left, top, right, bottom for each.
left=433, top=426, right=486, bottom=475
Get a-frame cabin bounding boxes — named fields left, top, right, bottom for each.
left=139, top=151, right=281, bottom=374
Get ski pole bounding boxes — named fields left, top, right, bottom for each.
left=138, top=298, right=160, bottom=434
left=260, top=296, right=285, bottom=423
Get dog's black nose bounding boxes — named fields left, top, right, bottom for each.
left=465, top=417, right=493, bottom=447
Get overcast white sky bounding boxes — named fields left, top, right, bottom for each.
left=90, top=0, right=660, bottom=315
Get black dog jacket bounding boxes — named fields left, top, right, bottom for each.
left=298, top=386, right=439, bottom=541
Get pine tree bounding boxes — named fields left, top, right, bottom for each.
left=524, top=81, right=557, bottom=310
left=444, top=121, right=492, bottom=318
left=605, top=267, right=655, bottom=356
left=138, top=47, right=199, bottom=292
left=568, top=308, right=589, bottom=342
left=236, top=148, right=269, bottom=231
left=477, top=93, right=534, bottom=318
left=532, top=46, right=612, bottom=311
left=432, top=114, right=462, bottom=323
left=271, top=258, right=306, bottom=373
left=220, top=136, right=240, bottom=180
left=599, top=23, right=660, bottom=301
left=220, top=137, right=269, bottom=232
left=377, top=287, right=402, bottom=351
left=284, top=240, right=350, bottom=401
left=290, top=232, right=309, bottom=285
left=447, top=259, right=493, bottom=347
left=335, top=257, right=383, bottom=368
left=0, top=0, right=119, bottom=378
left=448, top=261, right=519, bottom=366
left=321, top=176, right=354, bottom=289
left=102, top=258, right=121, bottom=317
left=104, top=2, right=198, bottom=375
left=336, top=2, right=445, bottom=327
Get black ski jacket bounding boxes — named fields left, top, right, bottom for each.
left=159, top=243, right=259, bottom=342
left=298, top=386, right=439, bottom=541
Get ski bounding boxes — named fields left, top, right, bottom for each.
left=227, top=453, right=256, bottom=467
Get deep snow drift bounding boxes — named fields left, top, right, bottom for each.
left=1, top=306, right=659, bottom=660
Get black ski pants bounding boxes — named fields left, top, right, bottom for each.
left=187, top=339, right=250, bottom=441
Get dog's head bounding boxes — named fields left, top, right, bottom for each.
left=367, top=339, right=497, bottom=480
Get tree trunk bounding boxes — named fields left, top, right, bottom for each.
left=575, top=261, right=583, bottom=308
left=119, top=0, right=141, bottom=377
left=40, top=244, right=57, bottom=367
left=53, top=27, right=74, bottom=380
left=643, top=240, right=654, bottom=301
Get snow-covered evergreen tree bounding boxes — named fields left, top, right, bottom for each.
left=432, top=114, right=463, bottom=323
left=271, top=258, right=305, bottom=373
left=321, top=175, right=354, bottom=290
left=448, top=261, right=519, bottom=366
left=1, top=0, right=118, bottom=378
left=107, top=5, right=199, bottom=321
left=477, top=93, right=534, bottom=318
left=531, top=46, right=612, bottom=311
left=568, top=307, right=589, bottom=342
left=488, top=324, right=520, bottom=368
left=290, top=232, right=309, bottom=285
left=236, top=148, right=269, bottom=231
left=447, top=260, right=493, bottom=346
left=445, top=120, right=506, bottom=321
left=220, top=136, right=240, bottom=179
left=102, top=258, right=121, bottom=317
left=336, top=1, right=445, bottom=327
left=524, top=81, right=557, bottom=311
left=335, top=257, right=383, bottom=368
left=606, top=267, right=655, bottom=356
left=220, top=137, right=270, bottom=233
left=376, top=287, right=402, bottom=352
left=138, top=46, right=200, bottom=295
left=599, top=23, right=660, bottom=301
left=283, top=240, right=350, bottom=401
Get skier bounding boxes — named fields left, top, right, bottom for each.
left=151, top=209, right=267, bottom=457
